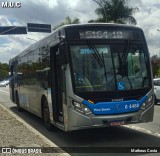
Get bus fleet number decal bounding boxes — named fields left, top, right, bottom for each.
left=125, top=103, right=140, bottom=109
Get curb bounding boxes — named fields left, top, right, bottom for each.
left=0, top=104, right=70, bottom=156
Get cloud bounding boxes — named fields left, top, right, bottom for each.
left=0, top=14, right=49, bottom=63
left=0, top=32, right=48, bottom=63
left=0, top=0, right=98, bottom=63
left=0, top=16, right=11, bottom=26
left=0, top=0, right=160, bottom=63
left=134, top=1, right=160, bottom=55
left=0, top=0, right=97, bottom=26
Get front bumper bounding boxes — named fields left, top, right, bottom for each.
left=66, top=104, right=154, bottom=131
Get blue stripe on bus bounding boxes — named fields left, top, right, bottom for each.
left=82, top=96, right=148, bottom=115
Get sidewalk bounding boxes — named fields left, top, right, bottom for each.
left=0, top=104, right=69, bottom=156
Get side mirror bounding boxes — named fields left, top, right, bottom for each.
left=59, top=44, right=68, bottom=65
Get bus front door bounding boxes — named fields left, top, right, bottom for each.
left=50, top=46, right=63, bottom=123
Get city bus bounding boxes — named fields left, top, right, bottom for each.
left=9, top=23, right=154, bottom=131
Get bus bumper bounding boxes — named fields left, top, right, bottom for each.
left=66, top=104, right=154, bottom=131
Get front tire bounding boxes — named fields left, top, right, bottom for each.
left=42, top=99, right=53, bottom=130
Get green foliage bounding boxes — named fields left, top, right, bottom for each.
left=90, top=0, right=138, bottom=25
left=53, top=16, right=80, bottom=30
left=0, top=62, right=9, bottom=80
left=157, top=68, right=160, bottom=77
left=151, top=55, right=160, bottom=78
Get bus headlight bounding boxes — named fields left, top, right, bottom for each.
left=141, top=95, right=153, bottom=110
left=141, top=103, right=146, bottom=110
left=72, top=101, right=92, bottom=115
left=83, top=105, right=92, bottom=115
left=73, top=101, right=82, bottom=109
left=72, top=101, right=83, bottom=113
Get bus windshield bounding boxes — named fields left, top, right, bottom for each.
left=70, top=43, right=150, bottom=92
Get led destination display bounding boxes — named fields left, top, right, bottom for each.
left=79, top=30, right=142, bottom=39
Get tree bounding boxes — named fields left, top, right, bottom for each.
left=0, top=62, right=9, bottom=80
left=151, top=55, right=160, bottom=78
left=89, top=0, right=138, bottom=25
left=53, top=16, right=80, bottom=30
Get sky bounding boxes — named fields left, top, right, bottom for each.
left=0, top=0, right=160, bottom=63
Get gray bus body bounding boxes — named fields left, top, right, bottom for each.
left=9, top=24, right=154, bottom=131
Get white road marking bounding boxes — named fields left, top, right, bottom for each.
left=123, top=125, right=160, bottom=137
left=0, top=90, right=9, bottom=94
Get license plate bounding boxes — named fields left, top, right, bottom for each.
left=110, top=121, right=125, bottom=126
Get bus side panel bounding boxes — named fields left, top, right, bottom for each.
left=9, top=65, right=16, bottom=103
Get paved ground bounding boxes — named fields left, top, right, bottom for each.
left=0, top=104, right=69, bottom=156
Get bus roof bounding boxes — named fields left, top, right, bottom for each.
left=59, top=23, right=142, bottom=29
left=9, top=23, right=143, bottom=65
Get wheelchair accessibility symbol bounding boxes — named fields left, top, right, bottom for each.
left=117, top=82, right=125, bottom=90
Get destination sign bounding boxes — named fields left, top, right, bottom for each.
left=79, top=30, right=131, bottom=39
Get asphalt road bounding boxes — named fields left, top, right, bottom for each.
left=0, top=86, right=160, bottom=155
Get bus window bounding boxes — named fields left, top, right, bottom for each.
left=127, top=45, right=149, bottom=89
left=36, top=68, right=50, bottom=89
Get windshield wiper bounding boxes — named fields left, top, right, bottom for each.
left=87, top=41, right=108, bottom=82
left=87, top=41, right=104, bottom=67
left=120, top=40, right=133, bottom=89
left=121, top=40, right=130, bottom=66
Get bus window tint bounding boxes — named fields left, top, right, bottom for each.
left=127, top=45, right=149, bottom=89
left=70, top=44, right=150, bottom=92
left=70, top=45, right=114, bottom=92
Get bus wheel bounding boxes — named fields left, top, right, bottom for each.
left=42, top=99, right=52, bottom=130
left=15, top=92, right=23, bottom=112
